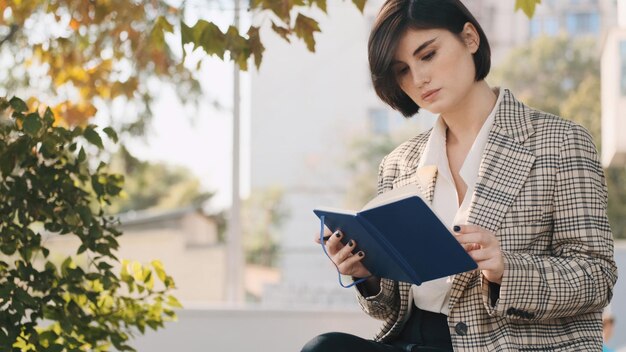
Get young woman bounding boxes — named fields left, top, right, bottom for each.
left=302, top=0, right=617, bottom=351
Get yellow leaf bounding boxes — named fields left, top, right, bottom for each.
left=167, top=295, right=183, bottom=308
left=132, top=261, right=143, bottom=282
left=294, top=13, right=320, bottom=52
left=515, top=0, right=542, bottom=18
left=70, top=18, right=80, bottom=30
left=152, top=260, right=167, bottom=283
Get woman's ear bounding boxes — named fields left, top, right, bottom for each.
left=462, top=22, right=480, bottom=54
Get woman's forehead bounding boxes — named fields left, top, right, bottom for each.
left=393, top=28, right=449, bottom=60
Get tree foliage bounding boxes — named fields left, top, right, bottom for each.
left=0, top=0, right=202, bottom=132
left=0, top=0, right=544, bottom=131
left=345, top=134, right=398, bottom=208
left=0, top=98, right=179, bottom=351
left=491, top=35, right=626, bottom=239
left=490, top=35, right=599, bottom=123
left=107, top=146, right=214, bottom=214
left=0, top=0, right=361, bottom=131
left=242, top=186, right=288, bottom=267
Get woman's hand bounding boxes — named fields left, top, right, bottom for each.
left=453, top=224, right=504, bottom=284
left=314, top=227, right=372, bottom=278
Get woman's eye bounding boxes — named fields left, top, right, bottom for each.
left=422, top=51, right=436, bottom=61
left=396, top=67, right=408, bottom=76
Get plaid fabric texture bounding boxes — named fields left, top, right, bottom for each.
left=356, top=89, right=618, bottom=351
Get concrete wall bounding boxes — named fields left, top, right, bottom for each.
left=126, top=244, right=626, bottom=351
left=129, top=307, right=380, bottom=352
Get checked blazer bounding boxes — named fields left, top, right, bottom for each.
left=356, top=89, right=618, bottom=351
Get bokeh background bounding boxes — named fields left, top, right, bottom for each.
left=1, top=0, right=625, bottom=351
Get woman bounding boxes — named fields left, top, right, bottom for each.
left=302, top=0, right=617, bottom=351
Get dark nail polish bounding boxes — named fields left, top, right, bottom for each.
left=453, top=225, right=461, bottom=232
left=358, top=252, right=364, bottom=257
left=348, top=240, right=354, bottom=247
left=335, top=232, right=341, bottom=238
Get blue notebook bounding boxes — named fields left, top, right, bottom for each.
left=313, top=185, right=477, bottom=285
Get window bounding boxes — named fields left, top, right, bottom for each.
left=566, top=12, right=600, bottom=35
left=530, top=18, right=541, bottom=38
left=544, top=17, right=559, bottom=35
left=530, top=16, right=560, bottom=38
left=368, top=108, right=389, bottom=135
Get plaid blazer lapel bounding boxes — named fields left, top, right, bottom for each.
left=416, top=165, right=437, bottom=203
left=448, top=89, right=537, bottom=311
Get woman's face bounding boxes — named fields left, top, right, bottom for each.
left=391, top=24, right=479, bottom=115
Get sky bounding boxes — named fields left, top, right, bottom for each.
left=125, top=4, right=253, bottom=211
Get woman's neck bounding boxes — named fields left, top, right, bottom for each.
left=441, top=82, right=498, bottom=147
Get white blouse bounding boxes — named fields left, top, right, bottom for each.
left=411, top=88, right=504, bottom=315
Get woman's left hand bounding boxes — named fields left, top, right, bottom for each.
left=453, top=224, right=504, bottom=284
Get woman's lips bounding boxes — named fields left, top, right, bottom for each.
left=421, top=88, right=441, bottom=102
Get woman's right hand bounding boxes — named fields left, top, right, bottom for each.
left=314, top=227, right=372, bottom=278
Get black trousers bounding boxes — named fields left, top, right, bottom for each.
left=301, top=308, right=453, bottom=352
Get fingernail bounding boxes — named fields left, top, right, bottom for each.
left=348, top=240, right=354, bottom=247
left=453, top=225, right=461, bottom=232
left=334, top=231, right=341, bottom=238
left=358, top=251, right=364, bottom=257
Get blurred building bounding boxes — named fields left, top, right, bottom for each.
left=602, top=0, right=626, bottom=167
left=466, top=0, right=616, bottom=64
left=249, top=0, right=429, bottom=307
left=45, top=206, right=228, bottom=304
left=249, top=0, right=617, bottom=307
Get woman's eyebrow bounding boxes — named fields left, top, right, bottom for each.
left=392, top=37, right=438, bottom=64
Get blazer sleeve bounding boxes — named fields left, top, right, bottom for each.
left=355, top=278, right=400, bottom=320
left=482, top=123, right=618, bottom=321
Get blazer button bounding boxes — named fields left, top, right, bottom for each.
left=454, top=322, right=468, bottom=336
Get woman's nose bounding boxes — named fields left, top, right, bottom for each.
left=411, top=66, right=430, bottom=87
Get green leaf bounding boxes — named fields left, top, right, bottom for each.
left=271, top=21, right=291, bottom=43
left=294, top=13, right=321, bottom=52
left=23, top=113, right=43, bottom=136
left=180, top=20, right=194, bottom=60
left=84, top=126, right=104, bottom=149
left=85, top=273, right=100, bottom=280
left=0, top=152, right=16, bottom=176
left=181, top=20, right=227, bottom=60
left=103, top=127, right=118, bottom=143
left=9, top=97, right=28, bottom=113
left=308, top=0, right=327, bottom=13
left=515, top=0, right=542, bottom=18
left=247, top=26, right=265, bottom=70
left=155, top=16, right=174, bottom=33
left=78, top=147, right=86, bottom=163
left=97, top=261, right=113, bottom=270
left=226, top=26, right=249, bottom=71
left=43, top=107, right=55, bottom=124
left=0, top=240, right=17, bottom=255
left=150, top=16, right=174, bottom=50
left=76, top=205, right=93, bottom=225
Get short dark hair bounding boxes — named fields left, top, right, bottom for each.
left=368, top=0, right=491, bottom=117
